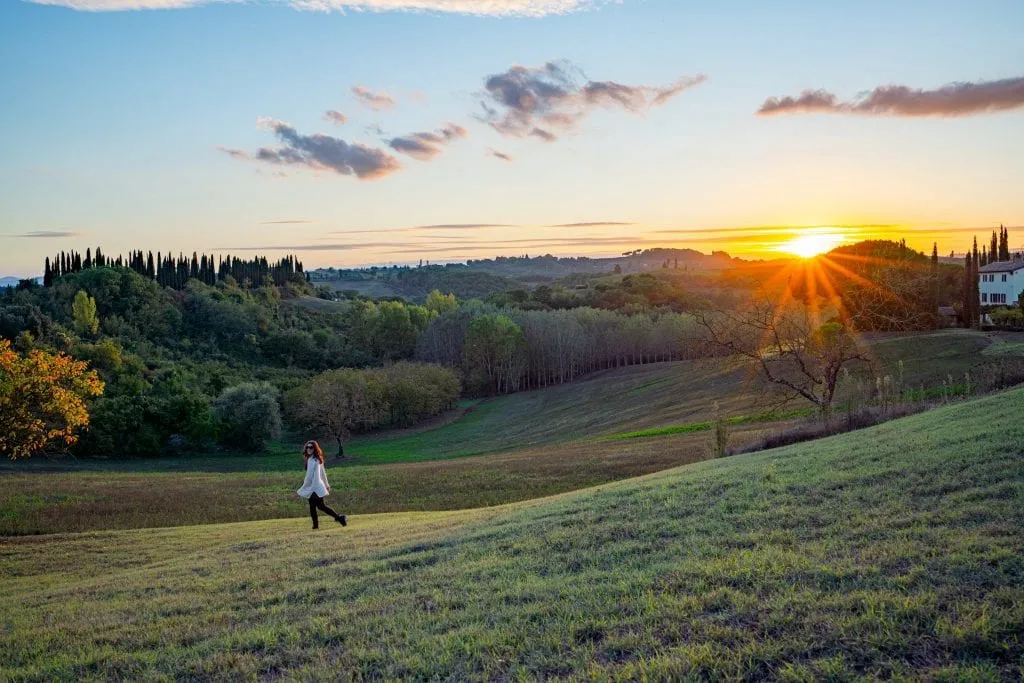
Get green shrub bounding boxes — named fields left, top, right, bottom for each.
left=213, top=382, right=282, bottom=452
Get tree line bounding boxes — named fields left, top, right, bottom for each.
left=962, top=226, right=1021, bottom=329
left=1, top=265, right=453, bottom=458
left=416, top=302, right=705, bottom=395
left=43, top=248, right=306, bottom=290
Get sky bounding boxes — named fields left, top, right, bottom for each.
left=1, top=0, right=1023, bottom=276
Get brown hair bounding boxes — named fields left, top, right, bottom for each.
left=303, top=440, right=324, bottom=466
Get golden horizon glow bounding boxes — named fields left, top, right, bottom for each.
left=778, top=231, right=849, bottom=258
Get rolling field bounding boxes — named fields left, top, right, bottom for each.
left=2, top=386, right=1022, bottom=679
left=349, top=329, right=1020, bottom=462
left=0, top=429, right=747, bottom=535
left=1, top=329, right=1021, bottom=536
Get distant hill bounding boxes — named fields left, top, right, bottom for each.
left=310, top=248, right=739, bottom=301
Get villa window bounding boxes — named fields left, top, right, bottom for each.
left=982, top=293, right=988, bottom=302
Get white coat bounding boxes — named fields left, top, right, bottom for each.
left=297, top=457, right=330, bottom=499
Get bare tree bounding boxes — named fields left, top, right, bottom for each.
left=693, top=297, right=869, bottom=420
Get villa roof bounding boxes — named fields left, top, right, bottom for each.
left=978, top=259, right=1024, bottom=274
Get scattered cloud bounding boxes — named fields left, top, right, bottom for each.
left=217, top=146, right=250, bottom=160
left=27, top=0, right=605, bottom=16
left=758, top=76, right=1024, bottom=117
left=221, top=118, right=401, bottom=180
left=550, top=221, right=633, bottom=227
left=219, top=242, right=425, bottom=251
left=478, top=60, right=706, bottom=141
left=651, top=223, right=901, bottom=235
left=382, top=235, right=657, bottom=255
left=411, top=223, right=510, bottom=230
left=352, top=85, right=396, bottom=112
left=260, top=219, right=316, bottom=225
left=487, top=148, right=514, bottom=162
left=7, top=231, right=85, bottom=238
left=756, top=90, right=839, bottom=116
left=495, top=236, right=651, bottom=246
left=388, top=123, right=467, bottom=161
left=900, top=224, right=1024, bottom=234
left=326, top=224, right=511, bottom=235
left=323, top=110, right=348, bottom=125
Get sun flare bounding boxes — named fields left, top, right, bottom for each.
left=779, top=231, right=847, bottom=258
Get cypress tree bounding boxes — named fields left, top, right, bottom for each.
left=931, top=243, right=939, bottom=328
left=972, top=239, right=981, bottom=328
left=962, top=253, right=971, bottom=327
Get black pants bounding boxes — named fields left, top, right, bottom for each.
left=308, top=493, right=340, bottom=528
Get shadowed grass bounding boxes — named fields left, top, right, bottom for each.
left=1, top=386, right=1021, bottom=679
left=601, top=409, right=813, bottom=441
left=2, top=428, right=768, bottom=535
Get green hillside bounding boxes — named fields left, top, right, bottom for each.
left=3, top=386, right=1021, bottom=679
left=348, top=358, right=759, bottom=463
left=348, top=328, right=1005, bottom=462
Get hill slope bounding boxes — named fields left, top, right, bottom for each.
left=349, top=328, right=1004, bottom=462
left=3, top=386, right=1022, bottom=679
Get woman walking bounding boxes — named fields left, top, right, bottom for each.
left=297, top=440, right=346, bottom=529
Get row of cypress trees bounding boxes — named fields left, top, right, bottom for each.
left=42, top=249, right=305, bottom=290
left=961, top=226, right=1020, bottom=328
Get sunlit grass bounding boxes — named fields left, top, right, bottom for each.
left=2, top=387, right=1022, bottom=679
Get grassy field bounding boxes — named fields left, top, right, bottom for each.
left=1, top=329, right=1021, bottom=536
left=0, top=426, right=777, bottom=535
left=2, top=386, right=1021, bottom=679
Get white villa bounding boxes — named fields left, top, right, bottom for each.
left=979, top=258, right=1024, bottom=307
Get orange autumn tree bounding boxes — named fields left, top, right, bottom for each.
left=0, top=339, right=104, bottom=459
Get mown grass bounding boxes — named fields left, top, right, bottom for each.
left=346, top=356, right=763, bottom=463
left=351, top=329, right=1023, bottom=462
left=601, top=409, right=813, bottom=441
left=2, top=387, right=1021, bottom=679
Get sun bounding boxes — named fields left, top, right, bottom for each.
left=779, top=231, right=847, bottom=258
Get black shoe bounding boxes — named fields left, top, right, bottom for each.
left=312, top=525, right=319, bottom=530
left=337, top=515, right=347, bottom=527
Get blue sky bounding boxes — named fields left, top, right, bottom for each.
left=1, top=0, right=1023, bottom=276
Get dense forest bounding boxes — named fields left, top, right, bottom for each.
left=1, top=263, right=450, bottom=458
